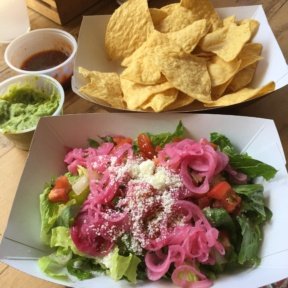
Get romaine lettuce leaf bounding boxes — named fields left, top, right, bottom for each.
left=104, top=247, right=141, bottom=283
left=67, top=257, right=105, bottom=280
left=39, top=185, right=77, bottom=245
left=210, top=132, right=277, bottom=180
left=147, top=120, right=184, bottom=147
left=203, top=207, right=235, bottom=233
left=38, top=247, right=72, bottom=279
left=39, top=185, right=58, bottom=245
left=124, top=254, right=142, bottom=283
left=236, top=215, right=262, bottom=266
left=40, top=170, right=90, bottom=245
left=132, top=121, right=184, bottom=152
left=233, top=184, right=269, bottom=223
left=50, top=226, right=72, bottom=248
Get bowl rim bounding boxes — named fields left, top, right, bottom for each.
left=0, top=74, right=65, bottom=135
left=4, top=28, right=78, bottom=75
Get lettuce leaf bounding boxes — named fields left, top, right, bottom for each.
left=104, top=247, right=141, bottom=283
left=39, top=185, right=77, bottom=245
left=233, top=184, right=270, bottom=223
left=124, top=254, right=142, bottom=283
left=236, top=215, right=262, bottom=266
left=132, top=121, right=185, bottom=152
left=67, top=257, right=105, bottom=280
left=210, top=132, right=277, bottom=180
left=232, top=184, right=271, bottom=267
left=39, top=185, right=57, bottom=245
left=147, top=120, right=184, bottom=148
left=38, top=247, right=72, bottom=279
left=203, top=207, right=236, bottom=234
left=40, top=170, right=90, bottom=245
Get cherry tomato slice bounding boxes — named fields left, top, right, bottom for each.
left=207, top=181, right=241, bottom=213
left=137, top=133, right=156, bottom=159
left=48, top=188, right=69, bottom=203
left=48, top=175, right=71, bottom=203
left=207, top=181, right=231, bottom=200
left=112, top=136, right=132, bottom=147
left=54, top=175, right=71, bottom=191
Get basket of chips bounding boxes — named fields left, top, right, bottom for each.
left=72, top=0, right=288, bottom=112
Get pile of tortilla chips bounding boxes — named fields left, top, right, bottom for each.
left=78, top=0, right=275, bottom=112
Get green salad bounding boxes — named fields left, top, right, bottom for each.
left=39, top=122, right=276, bottom=287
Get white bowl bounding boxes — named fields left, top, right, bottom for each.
left=0, top=74, right=64, bottom=150
left=4, top=28, right=77, bottom=87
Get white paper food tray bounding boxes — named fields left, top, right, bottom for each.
left=0, top=113, right=288, bottom=288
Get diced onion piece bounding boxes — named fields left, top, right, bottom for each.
left=72, top=175, right=89, bottom=195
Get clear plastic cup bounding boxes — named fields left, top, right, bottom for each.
left=0, top=0, right=30, bottom=43
left=4, top=28, right=78, bottom=87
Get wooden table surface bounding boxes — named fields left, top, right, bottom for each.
left=0, top=0, right=287, bottom=287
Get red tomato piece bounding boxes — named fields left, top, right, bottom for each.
left=48, top=175, right=71, bottom=203
left=48, top=188, right=69, bottom=203
left=137, top=133, right=156, bottom=159
left=223, top=190, right=241, bottom=213
left=54, top=175, right=71, bottom=191
left=207, top=181, right=231, bottom=200
left=207, top=181, right=241, bottom=213
left=113, top=136, right=133, bottom=147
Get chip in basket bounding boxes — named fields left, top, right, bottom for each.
left=78, top=0, right=275, bottom=112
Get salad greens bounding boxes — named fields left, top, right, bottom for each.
left=38, top=123, right=276, bottom=287
left=211, top=132, right=277, bottom=180
left=146, top=120, right=184, bottom=148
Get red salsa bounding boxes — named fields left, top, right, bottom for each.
left=21, top=50, right=69, bottom=71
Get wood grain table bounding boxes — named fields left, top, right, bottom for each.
left=0, top=1, right=287, bottom=287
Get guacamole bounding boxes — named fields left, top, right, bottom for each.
left=0, top=83, right=59, bottom=133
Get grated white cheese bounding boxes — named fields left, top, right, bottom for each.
left=138, top=159, right=155, bottom=178
left=96, top=155, right=185, bottom=252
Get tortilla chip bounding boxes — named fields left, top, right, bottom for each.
left=227, top=63, right=258, bottom=92
left=160, top=3, right=179, bottom=14
left=200, top=20, right=254, bottom=62
left=223, top=15, right=236, bottom=26
left=78, top=67, right=125, bottom=109
left=163, top=91, right=195, bottom=111
left=180, top=0, right=222, bottom=30
left=156, top=0, right=221, bottom=33
left=237, top=43, right=263, bottom=70
left=142, top=88, right=178, bottom=112
left=121, top=29, right=178, bottom=68
left=149, top=8, right=168, bottom=26
left=105, top=0, right=154, bottom=61
left=120, top=53, right=164, bottom=85
left=167, top=19, right=209, bottom=53
left=121, top=22, right=209, bottom=84
left=121, top=78, right=174, bottom=110
left=239, top=19, right=260, bottom=40
left=160, top=52, right=211, bottom=102
left=208, top=56, right=241, bottom=86
left=204, top=81, right=275, bottom=107
left=121, top=41, right=184, bottom=85
left=156, top=5, right=198, bottom=33
left=211, top=79, right=233, bottom=99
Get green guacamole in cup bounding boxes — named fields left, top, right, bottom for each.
left=0, top=83, right=59, bottom=133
